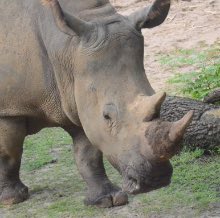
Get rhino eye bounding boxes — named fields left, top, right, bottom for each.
left=103, top=113, right=111, bottom=120
left=103, top=103, right=117, bottom=121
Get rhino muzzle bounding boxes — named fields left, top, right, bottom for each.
left=122, top=159, right=173, bottom=195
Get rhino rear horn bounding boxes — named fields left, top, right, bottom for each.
left=150, top=92, right=166, bottom=114
left=42, top=0, right=94, bottom=37
left=128, top=0, right=171, bottom=30
left=144, top=92, right=166, bottom=121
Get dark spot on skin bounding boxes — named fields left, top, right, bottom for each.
left=88, top=83, right=97, bottom=92
left=96, top=0, right=103, bottom=7
left=103, top=114, right=111, bottom=120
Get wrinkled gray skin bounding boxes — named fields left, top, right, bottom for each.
left=0, top=0, right=193, bottom=207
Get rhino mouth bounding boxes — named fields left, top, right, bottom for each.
left=122, top=176, right=140, bottom=194
left=122, top=175, right=171, bottom=195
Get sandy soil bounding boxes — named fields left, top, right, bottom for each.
left=110, top=0, right=220, bottom=91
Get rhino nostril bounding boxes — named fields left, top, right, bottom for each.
left=128, top=176, right=137, bottom=184
left=127, top=176, right=141, bottom=191
left=135, top=183, right=140, bottom=190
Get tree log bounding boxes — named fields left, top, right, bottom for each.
left=203, top=89, right=220, bottom=104
left=161, top=96, right=220, bottom=149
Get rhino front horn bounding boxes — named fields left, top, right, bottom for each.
left=169, top=111, right=194, bottom=143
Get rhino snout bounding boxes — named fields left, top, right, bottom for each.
left=122, top=161, right=173, bottom=195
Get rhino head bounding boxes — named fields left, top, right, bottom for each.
left=44, top=0, right=193, bottom=194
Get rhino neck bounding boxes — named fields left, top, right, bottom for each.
left=78, top=3, right=116, bottom=21
left=46, top=40, right=81, bottom=127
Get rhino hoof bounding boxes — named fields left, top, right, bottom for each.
left=0, top=182, right=29, bottom=205
left=84, top=191, right=128, bottom=208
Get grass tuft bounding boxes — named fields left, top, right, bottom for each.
left=159, top=44, right=220, bottom=101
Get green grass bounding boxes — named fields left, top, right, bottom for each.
left=168, top=62, right=220, bottom=100
left=23, top=128, right=72, bottom=171
left=159, top=44, right=220, bottom=100
left=138, top=149, right=220, bottom=216
left=1, top=128, right=219, bottom=218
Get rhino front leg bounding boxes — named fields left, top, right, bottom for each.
left=72, top=129, right=128, bottom=208
left=0, top=117, right=28, bottom=205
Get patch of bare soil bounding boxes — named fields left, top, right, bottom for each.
left=110, top=0, right=220, bottom=91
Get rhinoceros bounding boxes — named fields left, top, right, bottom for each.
left=0, top=0, right=193, bottom=207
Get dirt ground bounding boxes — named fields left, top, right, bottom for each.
left=110, top=0, right=220, bottom=91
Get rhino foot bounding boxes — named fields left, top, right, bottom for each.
left=0, top=181, right=29, bottom=205
left=84, top=190, right=128, bottom=208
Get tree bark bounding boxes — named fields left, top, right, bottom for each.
left=203, top=89, right=220, bottom=104
left=161, top=96, right=220, bottom=149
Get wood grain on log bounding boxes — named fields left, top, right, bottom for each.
left=203, top=89, right=220, bottom=104
left=161, top=96, right=220, bottom=149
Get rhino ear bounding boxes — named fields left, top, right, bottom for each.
left=128, top=0, right=170, bottom=30
left=42, top=0, right=94, bottom=37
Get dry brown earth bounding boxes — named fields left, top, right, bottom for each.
left=110, top=0, right=220, bottom=91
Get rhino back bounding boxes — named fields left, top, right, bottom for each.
left=60, top=0, right=110, bottom=14
left=59, top=0, right=115, bottom=20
